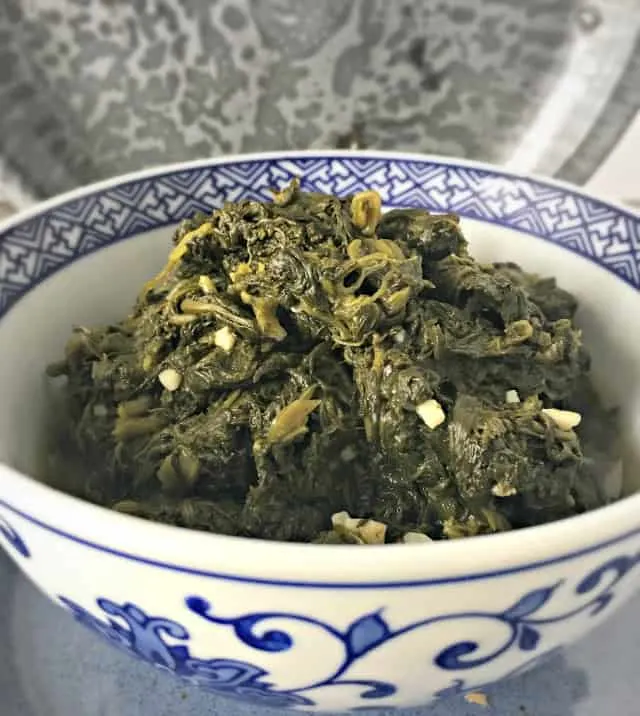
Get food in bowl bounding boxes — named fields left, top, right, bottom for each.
left=44, top=178, right=619, bottom=544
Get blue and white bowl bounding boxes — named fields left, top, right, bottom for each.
left=0, top=152, right=639, bottom=712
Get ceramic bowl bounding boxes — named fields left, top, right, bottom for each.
left=0, top=152, right=639, bottom=713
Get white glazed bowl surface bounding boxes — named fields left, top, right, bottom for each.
left=0, top=152, right=639, bottom=712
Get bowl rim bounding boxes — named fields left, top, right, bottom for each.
left=1, top=149, right=638, bottom=235
left=0, top=149, right=638, bottom=586
left=3, top=462, right=640, bottom=587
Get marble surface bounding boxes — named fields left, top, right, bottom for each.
left=1, top=553, right=639, bottom=716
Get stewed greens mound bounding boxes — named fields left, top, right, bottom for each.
left=46, top=180, right=618, bottom=544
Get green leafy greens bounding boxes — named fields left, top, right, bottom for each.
left=44, top=179, right=619, bottom=544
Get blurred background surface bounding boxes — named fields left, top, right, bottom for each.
left=0, top=0, right=639, bottom=210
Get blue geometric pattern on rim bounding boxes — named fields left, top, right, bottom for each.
left=57, top=548, right=640, bottom=710
left=0, top=155, right=638, bottom=315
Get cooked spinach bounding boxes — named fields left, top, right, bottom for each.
left=44, top=179, right=619, bottom=543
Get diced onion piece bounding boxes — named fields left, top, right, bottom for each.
left=402, top=531, right=432, bottom=543
left=542, top=408, right=582, bottom=431
left=416, top=399, right=446, bottom=430
left=158, top=368, right=182, bottom=392
left=505, top=389, right=520, bottom=404
left=214, top=326, right=237, bottom=353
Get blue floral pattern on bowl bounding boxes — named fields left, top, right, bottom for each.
left=51, top=548, right=640, bottom=710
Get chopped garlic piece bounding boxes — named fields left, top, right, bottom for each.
left=340, top=446, right=357, bottom=462
left=331, top=511, right=387, bottom=544
left=214, top=326, right=237, bottom=353
left=158, top=368, right=182, bottom=392
left=416, top=399, right=446, bottom=429
left=356, top=520, right=385, bottom=544
left=465, top=691, right=489, bottom=707
left=542, top=408, right=581, bottom=431
left=93, top=404, right=108, bottom=417
left=505, top=389, right=520, bottom=404
left=491, top=482, right=517, bottom=497
left=331, top=511, right=350, bottom=529
left=198, top=275, right=214, bottom=294
left=402, top=531, right=432, bottom=543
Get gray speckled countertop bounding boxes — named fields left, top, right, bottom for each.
left=1, top=0, right=639, bottom=201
